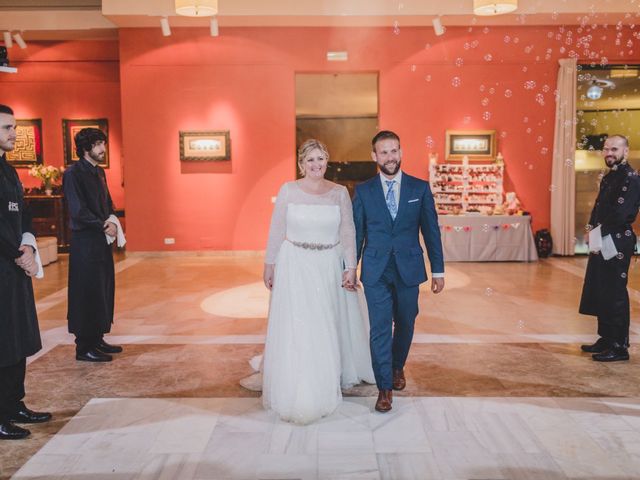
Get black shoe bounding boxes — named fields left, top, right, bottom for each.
left=581, top=337, right=612, bottom=353
left=96, top=339, right=123, bottom=354
left=10, top=407, right=52, bottom=424
left=592, top=346, right=630, bottom=362
left=76, top=349, right=113, bottom=362
left=0, top=422, right=30, bottom=440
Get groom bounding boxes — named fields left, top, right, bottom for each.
left=353, top=130, right=444, bottom=413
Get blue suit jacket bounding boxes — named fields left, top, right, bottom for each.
left=353, top=172, right=444, bottom=286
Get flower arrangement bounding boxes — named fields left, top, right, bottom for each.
left=28, top=164, right=64, bottom=194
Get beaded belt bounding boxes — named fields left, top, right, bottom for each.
left=286, top=238, right=339, bottom=251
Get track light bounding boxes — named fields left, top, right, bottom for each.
left=432, top=17, right=445, bottom=36
left=210, top=17, right=219, bottom=37
left=13, top=32, right=26, bottom=49
left=160, top=16, right=171, bottom=37
left=3, top=32, right=12, bottom=48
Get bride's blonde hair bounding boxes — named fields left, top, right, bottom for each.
left=297, top=139, right=330, bottom=177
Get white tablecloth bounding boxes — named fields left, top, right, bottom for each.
left=438, top=215, right=538, bottom=262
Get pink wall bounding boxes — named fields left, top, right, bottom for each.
left=120, top=25, right=639, bottom=251
left=0, top=41, right=125, bottom=208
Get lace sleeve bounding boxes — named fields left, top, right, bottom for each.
left=265, top=183, right=289, bottom=265
left=338, top=186, right=357, bottom=269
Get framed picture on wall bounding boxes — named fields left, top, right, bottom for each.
left=179, top=131, right=231, bottom=161
left=5, top=119, right=44, bottom=167
left=62, top=118, right=109, bottom=168
left=445, top=130, right=496, bottom=160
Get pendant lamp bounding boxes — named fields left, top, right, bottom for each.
left=175, top=0, right=218, bottom=17
left=473, top=0, right=517, bottom=16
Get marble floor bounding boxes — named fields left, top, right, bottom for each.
left=2, top=253, right=640, bottom=479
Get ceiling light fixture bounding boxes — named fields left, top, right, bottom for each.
left=160, top=16, right=171, bottom=37
left=175, top=0, right=218, bottom=17
left=210, top=17, right=219, bottom=37
left=12, top=32, right=26, bottom=49
left=586, top=83, right=603, bottom=100
left=473, top=0, right=518, bottom=16
left=3, top=32, right=13, bottom=48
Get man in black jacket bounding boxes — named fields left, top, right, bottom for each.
left=64, top=128, right=123, bottom=362
left=580, top=134, right=640, bottom=362
left=0, top=104, right=51, bottom=440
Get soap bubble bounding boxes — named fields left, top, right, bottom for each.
left=524, top=80, right=536, bottom=90
left=411, top=64, right=417, bottom=72
left=489, top=87, right=495, bottom=94
left=618, top=197, right=625, bottom=204
left=517, top=319, right=526, bottom=329
left=483, top=27, right=490, bottom=34
left=500, top=131, right=508, bottom=138
left=536, top=93, right=545, bottom=105
left=541, top=147, right=548, bottom=154
left=542, top=84, right=551, bottom=93
left=464, top=42, right=471, bottom=50
left=482, top=111, right=492, bottom=120
left=425, top=136, right=434, bottom=148
left=565, top=158, right=574, bottom=167
left=451, top=77, right=462, bottom=87
left=482, top=224, right=489, bottom=232
left=425, top=75, right=432, bottom=82
left=536, top=135, right=543, bottom=143
left=463, top=115, right=471, bottom=124
left=523, top=116, right=529, bottom=123
left=528, top=164, right=534, bottom=170
left=485, top=287, right=493, bottom=296
left=484, top=53, right=493, bottom=61
left=617, top=252, right=624, bottom=260
left=504, top=89, right=513, bottom=98
left=481, top=97, right=490, bottom=106
left=621, top=272, right=627, bottom=278
left=455, top=57, right=464, bottom=67
left=526, top=127, right=532, bottom=133
left=625, top=230, right=632, bottom=237
left=504, top=35, right=511, bottom=43
left=549, top=184, right=556, bottom=192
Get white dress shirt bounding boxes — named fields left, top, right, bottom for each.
left=379, top=171, right=444, bottom=278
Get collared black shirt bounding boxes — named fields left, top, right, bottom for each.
left=63, top=158, right=114, bottom=232
left=589, top=161, right=640, bottom=236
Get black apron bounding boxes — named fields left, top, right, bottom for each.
left=63, top=159, right=115, bottom=336
left=0, top=155, right=42, bottom=367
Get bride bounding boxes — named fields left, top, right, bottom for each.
left=260, top=139, right=374, bottom=424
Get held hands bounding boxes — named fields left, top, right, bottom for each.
left=104, top=221, right=117, bottom=237
left=15, top=245, right=39, bottom=277
left=263, top=264, right=275, bottom=290
left=342, top=269, right=357, bottom=292
left=431, top=277, right=445, bottom=294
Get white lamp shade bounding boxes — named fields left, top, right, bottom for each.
left=473, top=0, right=517, bottom=16
left=175, top=0, right=218, bottom=17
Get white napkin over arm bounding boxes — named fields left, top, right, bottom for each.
left=105, top=214, right=127, bottom=247
left=20, top=232, right=44, bottom=279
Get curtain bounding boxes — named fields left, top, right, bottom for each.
left=550, top=58, right=577, bottom=255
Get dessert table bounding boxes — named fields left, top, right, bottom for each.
left=438, top=214, right=538, bottom=262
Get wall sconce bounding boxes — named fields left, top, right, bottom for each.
left=210, top=17, right=219, bottom=37
left=13, top=32, right=26, bottom=49
left=432, top=17, right=445, bottom=36
left=160, top=17, right=171, bottom=37
left=3, top=32, right=12, bottom=48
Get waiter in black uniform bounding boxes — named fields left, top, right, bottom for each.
left=0, top=104, right=52, bottom=440
left=580, top=134, right=640, bottom=362
left=64, top=128, right=123, bottom=362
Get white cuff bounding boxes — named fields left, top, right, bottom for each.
left=431, top=272, right=445, bottom=278
left=21, top=232, right=44, bottom=279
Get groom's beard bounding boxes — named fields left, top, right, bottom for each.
left=379, top=160, right=401, bottom=176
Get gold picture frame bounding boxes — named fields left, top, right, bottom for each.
left=445, top=130, right=496, bottom=160
left=5, top=119, right=43, bottom=167
left=179, top=131, right=231, bottom=162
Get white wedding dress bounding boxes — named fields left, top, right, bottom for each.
left=261, top=181, right=375, bottom=425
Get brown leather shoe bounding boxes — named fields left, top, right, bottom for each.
left=375, top=390, right=393, bottom=413
left=392, top=369, right=406, bottom=391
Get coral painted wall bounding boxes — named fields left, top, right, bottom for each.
left=0, top=41, right=125, bottom=208
left=120, top=25, right=638, bottom=251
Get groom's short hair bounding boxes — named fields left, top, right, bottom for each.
left=372, top=130, right=400, bottom=151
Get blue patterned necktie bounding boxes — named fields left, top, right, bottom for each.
left=385, top=180, right=398, bottom=220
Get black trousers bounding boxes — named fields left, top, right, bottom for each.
left=0, top=358, right=26, bottom=423
left=75, top=335, right=103, bottom=354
